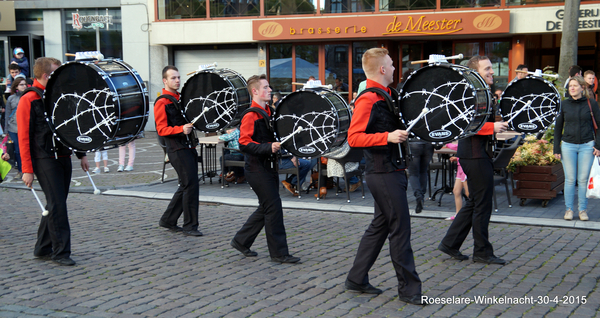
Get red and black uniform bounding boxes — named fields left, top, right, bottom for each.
left=440, top=110, right=497, bottom=258
left=155, top=88, right=199, bottom=232
left=346, top=79, right=422, bottom=298
left=232, top=101, right=290, bottom=258
left=17, top=79, right=85, bottom=261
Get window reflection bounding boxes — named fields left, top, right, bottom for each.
left=269, top=44, right=293, bottom=93
left=441, top=0, right=500, bottom=9
left=212, top=0, right=260, bottom=17
left=265, top=0, right=317, bottom=16
left=159, top=0, right=207, bottom=19
left=321, top=0, right=374, bottom=13
left=380, top=0, right=435, bottom=12
left=485, top=41, right=509, bottom=90
left=352, top=42, right=376, bottom=93
left=295, top=45, right=319, bottom=87
left=455, top=42, right=479, bottom=67
left=325, top=44, right=349, bottom=99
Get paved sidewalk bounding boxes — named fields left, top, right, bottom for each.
left=1, top=188, right=599, bottom=317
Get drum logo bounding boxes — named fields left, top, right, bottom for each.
left=258, top=22, right=283, bottom=38
left=298, top=146, right=316, bottom=154
left=429, top=130, right=452, bottom=139
left=77, top=136, right=93, bottom=144
left=206, top=123, right=220, bottom=130
left=518, top=123, right=538, bottom=131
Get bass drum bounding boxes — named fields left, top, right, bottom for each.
left=399, top=64, right=492, bottom=143
left=181, top=68, right=250, bottom=132
left=45, top=60, right=149, bottom=152
left=500, top=77, right=560, bottom=133
left=274, top=88, right=350, bottom=158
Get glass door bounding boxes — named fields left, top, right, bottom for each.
left=0, top=36, right=8, bottom=94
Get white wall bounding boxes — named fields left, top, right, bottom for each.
left=175, top=49, right=259, bottom=85
left=42, top=10, right=62, bottom=61
left=150, top=20, right=254, bottom=45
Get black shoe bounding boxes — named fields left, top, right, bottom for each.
left=182, top=230, right=203, bottom=236
left=399, top=294, right=427, bottom=305
left=230, top=239, right=257, bottom=257
left=34, top=254, right=52, bottom=260
left=271, top=255, right=300, bottom=263
left=159, top=221, right=183, bottom=232
left=438, top=243, right=468, bottom=260
left=53, top=258, right=76, bottom=266
left=473, top=255, right=506, bottom=265
left=415, top=198, right=423, bottom=214
left=345, top=279, right=383, bottom=294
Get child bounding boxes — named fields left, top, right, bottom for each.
left=93, top=150, right=109, bottom=173
left=445, top=142, right=469, bottom=221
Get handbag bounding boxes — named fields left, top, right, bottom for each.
left=587, top=99, right=598, bottom=136
left=586, top=157, right=600, bottom=199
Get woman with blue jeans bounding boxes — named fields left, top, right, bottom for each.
left=554, top=76, right=600, bottom=221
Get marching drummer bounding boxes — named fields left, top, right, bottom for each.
left=344, top=48, right=427, bottom=305
left=230, top=74, right=300, bottom=264
left=18, top=57, right=89, bottom=266
left=155, top=65, right=203, bottom=237
left=438, top=55, right=509, bottom=265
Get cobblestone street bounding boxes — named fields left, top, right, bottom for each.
left=1, top=188, right=599, bottom=317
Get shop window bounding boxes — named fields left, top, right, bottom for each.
left=321, top=0, right=375, bottom=13
left=211, top=0, right=259, bottom=17
left=506, top=0, right=564, bottom=5
left=325, top=44, right=349, bottom=98
left=266, top=0, right=317, bottom=16
left=380, top=0, right=435, bottom=12
left=441, top=0, right=500, bottom=9
left=65, top=9, right=123, bottom=60
left=400, top=43, right=423, bottom=86
left=454, top=42, right=479, bottom=67
left=15, top=9, right=43, bottom=22
left=353, top=41, right=376, bottom=93
left=295, top=45, right=319, bottom=84
left=158, top=0, right=207, bottom=19
left=485, top=41, right=509, bottom=89
left=269, top=44, right=293, bottom=93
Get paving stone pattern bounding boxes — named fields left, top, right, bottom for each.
left=1, top=188, right=599, bottom=317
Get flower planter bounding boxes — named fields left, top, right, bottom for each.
left=512, top=164, right=564, bottom=207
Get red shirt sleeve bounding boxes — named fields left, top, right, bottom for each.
left=17, top=92, right=35, bottom=174
left=239, top=111, right=258, bottom=147
left=476, top=122, right=494, bottom=136
left=348, top=93, right=389, bottom=148
left=154, top=98, right=184, bottom=137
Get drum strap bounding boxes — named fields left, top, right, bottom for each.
left=355, top=87, right=411, bottom=164
left=23, top=87, right=61, bottom=159
left=155, top=94, right=197, bottom=148
left=240, top=107, right=278, bottom=168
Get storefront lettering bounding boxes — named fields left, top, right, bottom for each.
left=384, top=15, right=462, bottom=35
left=555, top=9, right=599, bottom=19
left=290, top=25, right=366, bottom=35
left=72, top=11, right=113, bottom=30
left=547, top=8, right=600, bottom=31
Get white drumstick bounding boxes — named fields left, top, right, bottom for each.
left=31, top=188, right=49, bottom=216
left=506, top=100, right=533, bottom=124
left=85, top=171, right=101, bottom=195
left=281, top=126, right=303, bottom=144
left=190, top=107, right=210, bottom=125
left=515, top=69, right=559, bottom=79
left=406, top=108, right=428, bottom=133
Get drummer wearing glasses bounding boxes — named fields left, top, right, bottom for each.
left=344, top=48, right=426, bottom=305
left=438, top=55, right=509, bottom=265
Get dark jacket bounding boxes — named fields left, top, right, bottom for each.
left=554, top=96, right=600, bottom=154
left=348, top=79, right=405, bottom=174
left=239, top=101, right=276, bottom=173
left=154, top=89, right=195, bottom=152
left=10, top=56, right=29, bottom=77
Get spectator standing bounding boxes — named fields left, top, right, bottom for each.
left=5, top=77, right=28, bottom=178
left=584, top=70, right=597, bottom=101
left=117, top=141, right=136, bottom=172
left=92, top=150, right=109, bottom=173
left=553, top=75, right=600, bottom=221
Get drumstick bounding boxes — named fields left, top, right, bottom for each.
left=187, top=62, right=218, bottom=75
left=515, top=69, right=559, bottom=79
left=292, top=82, right=334, bottom=89
left=411, top=53, right=463, bottom=65
left=190, top=107, right=210, bottom=125
left=280, top=126, right=303, bottom=144
left=31, top=188, right=49, bottom=216
left=85, top=171, right=102, bottom=195
left=406, top=108, right=429, bottom=133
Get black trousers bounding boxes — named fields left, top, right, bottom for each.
left=347, top=170, right=422, bottom=297
left=33, top=156, right=72, bottom=260
left=233, top=169, right=289, bottom=258
left=160, top=148, right=199, bottom=231
left=407, top=142, right=434, bottom=200
left=440, top=158, right=494, bottom=257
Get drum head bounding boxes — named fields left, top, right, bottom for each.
left=45, top=62, right=119, bottom=151
left=275, top=89, right=349, bottom=158
left=399, top=65, right=490, bottom=143
left=500, top=77, right=560, bottom=133
left=181, top=70, right=249, bottom=132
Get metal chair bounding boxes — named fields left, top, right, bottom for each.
left=220, top=147, right=245, bottom=188
left=492, top=135, right=523, bottom=211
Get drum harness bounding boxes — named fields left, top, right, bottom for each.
left=355, top=87, right=412, bottom=166
left=240, top=107, right=279, bottom=170
left=23, top=86, right=62, bottom=159
left=155, top=94, right=198, bottom=148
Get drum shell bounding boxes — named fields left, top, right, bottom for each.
left=499, top=77, right=560, bottom=133
left=274, top=88, right=350, bottom=158
left=399, top=64, right=492, bottom=143
left=45, top=60, right=149, bottom=152
left=181, top=69, right=250, bottom=132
